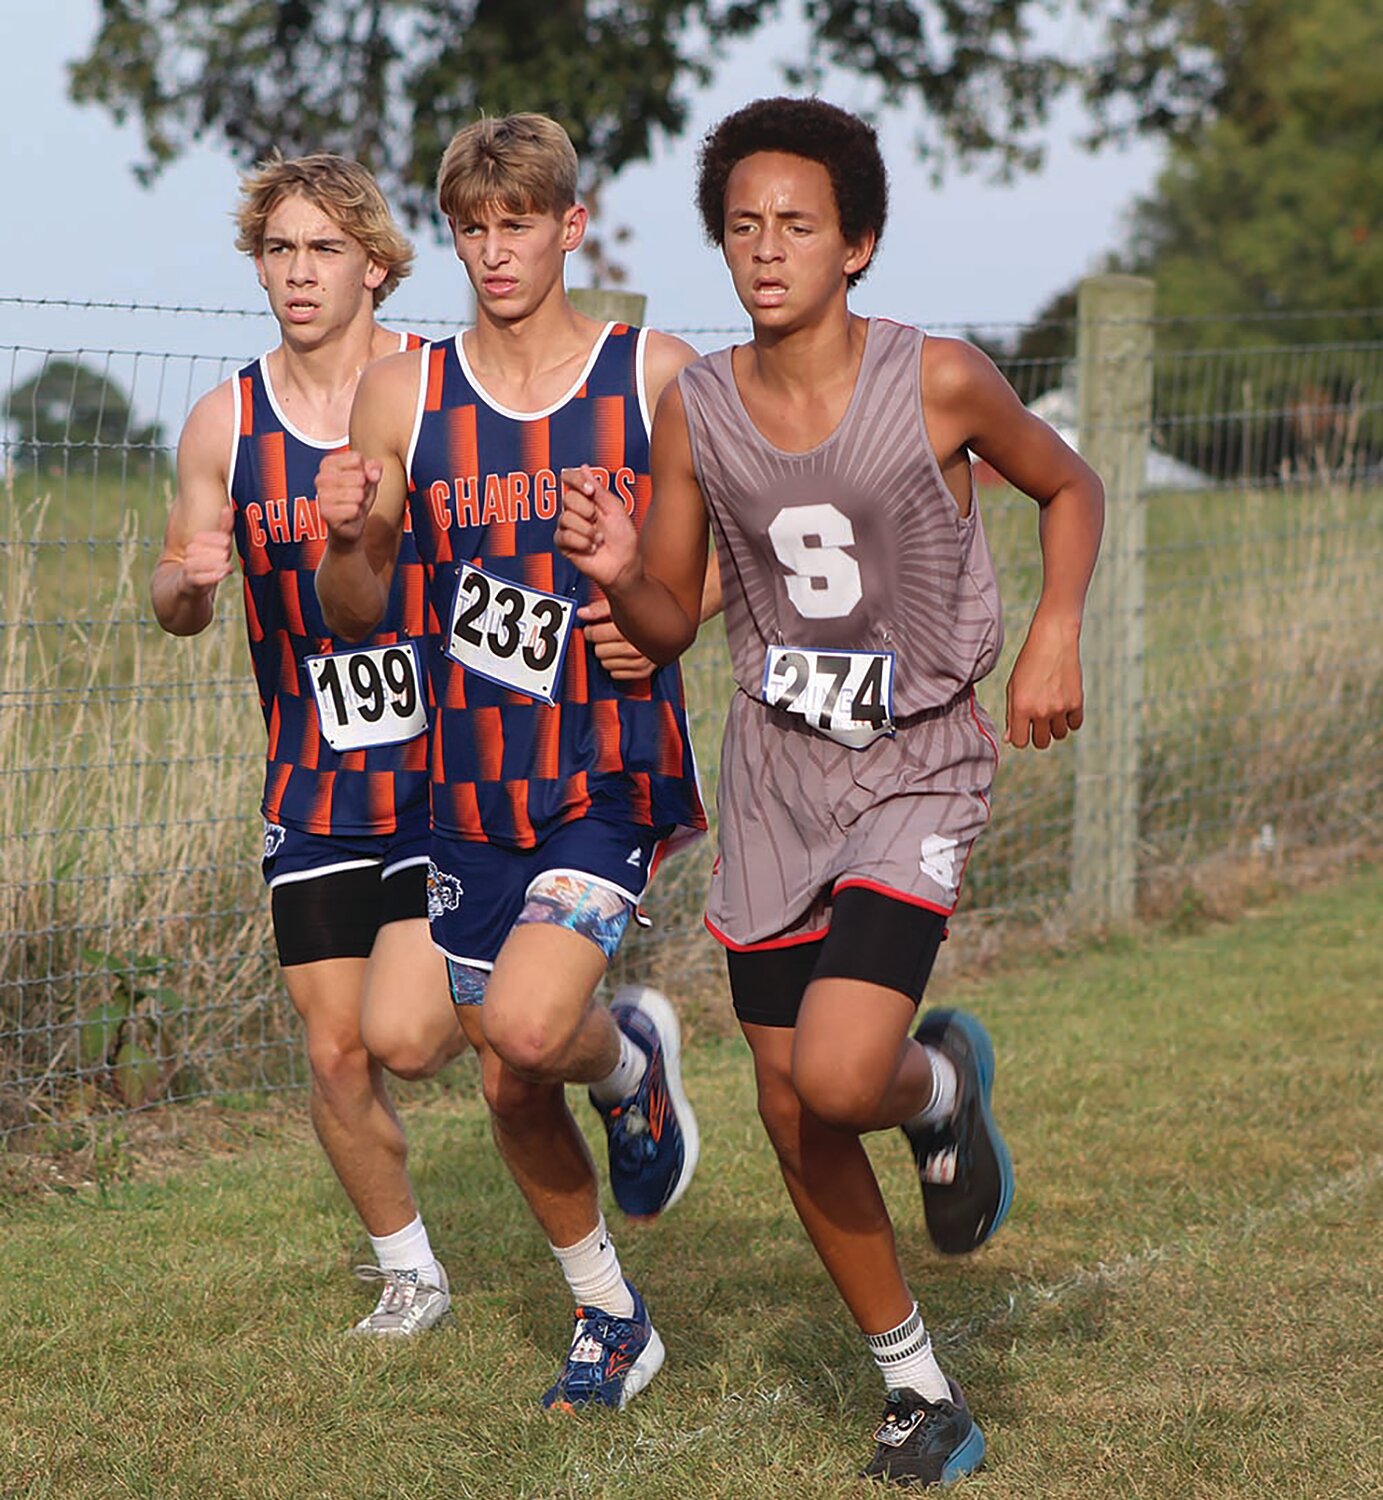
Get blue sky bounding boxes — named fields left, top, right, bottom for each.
left=2, top=1, right=1161, bottom=411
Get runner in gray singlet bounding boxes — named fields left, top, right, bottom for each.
left=557, top=98, right=1104, bottom=1489
left=680, top=317, right=1005, bottom=946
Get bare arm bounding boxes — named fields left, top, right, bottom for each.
left=558, top=379, right=711, bottom=664
left=700, top=547, right=724, bottom=623
left=574, top=533, right=722, bottom=686
left=576, top=330, right=706, bottom=677
left=640, top=329, right=699, bottom=413
left=923, top=336, right=1105, bottom=750
left=315, top=352, right=417, bottom=641
left=150, top=383, right=237, bottom=637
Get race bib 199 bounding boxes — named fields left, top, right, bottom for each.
left=761, top=645, right=896, bottom=749
left=444, top=561, right=575, bottom=705
left=306, top=641, right=427, bottom=752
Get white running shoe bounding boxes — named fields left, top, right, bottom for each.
left=346, top=1262, right=452, bottom=1337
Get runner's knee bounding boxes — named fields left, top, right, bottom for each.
left=306, top=1030, right=371, bottom=1094
left=755, top=1067, right=804, bottom=1157
left=482, top=1002, right=574, bottom=1080
left=793, top=1051, right=886, bottom=1134
left=480, top=1047, right=557, bottom=1125
left=365, top=1016, right=454, bottom=1080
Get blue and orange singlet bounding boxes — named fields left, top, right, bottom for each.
left=405, top=323, right=706, bottom=849
left=229, top=335, right=429, bottom=836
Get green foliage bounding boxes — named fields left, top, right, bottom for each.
left=1076, top=0, right=1313, bottom=150
left=69, top=0, right=761, bottom=226
left=971, top=2, right=1383, bottom=479
left=77, top=948, right=184, bottom=1107
left=967, top=282, right=1082, bottom=402
left=75, top=1001, right=127, bottom=1070
left=4, top=358, right=164, bottom=473
left=111, top=1041, right=162, bottom=1110
left=1127, top=0, right=1383, bottom=326
left=66, top=1, right=1295, bottom=227
left=1121, top=2, right=1383, bottom=477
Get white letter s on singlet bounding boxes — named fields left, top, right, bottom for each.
left=767, top=503, right=863, bottom=620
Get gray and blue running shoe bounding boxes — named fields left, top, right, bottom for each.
left=903, top=1009, right=1014, bottom=1255
left=863, top=1380, right=987, bottom=1487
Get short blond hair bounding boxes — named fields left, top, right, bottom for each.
left=436, top=114, right=579, bottom=224
left=234, top=153, right=414, bottom=306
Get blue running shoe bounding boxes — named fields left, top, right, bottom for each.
left=902, top=1008, right=1014, bottom=1255
left=863, top=1381, right=987, bottom=1487
left=540, top=1280, right=666, bottom=1411
left=591, top=985, right=700, bottom=1220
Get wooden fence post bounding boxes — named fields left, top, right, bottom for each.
left=1071, top=274, right=1155, bottom=925
left=569, top=288, right=647, bottom=324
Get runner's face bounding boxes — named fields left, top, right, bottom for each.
left=449, top=202, right=585, bottom=321
left=254, top=194, right=385, bottom=338
left=721, top=152, right=873, bottom=330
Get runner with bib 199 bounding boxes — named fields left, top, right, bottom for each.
left=152, top=153, right=467, bottom=1336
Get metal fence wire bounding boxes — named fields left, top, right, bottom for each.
left=2, top=293, right=1380, bottom=1139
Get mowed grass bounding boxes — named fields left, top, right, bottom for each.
left=1, top=869, right=1380, bottom=1500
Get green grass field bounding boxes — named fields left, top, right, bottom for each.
left=3, top=862, right=1379, bottom=1499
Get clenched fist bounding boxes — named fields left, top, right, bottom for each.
left=180, top=505, right=235, bottom=594
left=556, top=464, right=639, bottom=590
left=317, top=449, right=383, bottom=548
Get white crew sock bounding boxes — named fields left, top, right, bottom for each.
left=867, top=1303, right=951, bottom=1404
left=369, top=1214, right=442, bottom=1286
left=589, top=1030, right=647, bottom=1106
left=909, top=1045, right=959, bottom=1128
left=550, top=1215, right=635, bottom=1317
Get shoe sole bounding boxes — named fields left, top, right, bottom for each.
left=916, top=1008, right=1014, bottom=1253
left=617, top=1323, right=665, bottom=1409
left=544, top=1324, right=666, bottom=1412
left=346, top=1299, right=455, bottom=1337
left=613, top=984, right=700, bottom=1217
left=942, top=1421, right=986, bottom=1481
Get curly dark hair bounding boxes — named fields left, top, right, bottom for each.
left=696, top=97, right=888, bottom=287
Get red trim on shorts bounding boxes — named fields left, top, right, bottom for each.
left=967, top=686, right=1000, bottom=774
left=952, top=841, right=980, bottom=904
left=704, top=913, right=830, bottom=953
left=955, top=686, right=998, bottom=890
left=832, top=877, right=956, bottom=919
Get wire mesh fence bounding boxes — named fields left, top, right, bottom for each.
left=2, top=294, right=1380, bottom=1140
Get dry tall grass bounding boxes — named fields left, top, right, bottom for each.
left=962, top=473, right=1382, bottom=951
left=0, top=477, right=291, bottom=1134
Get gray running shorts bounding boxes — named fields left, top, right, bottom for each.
left=705, top=686, right=998, bottom=950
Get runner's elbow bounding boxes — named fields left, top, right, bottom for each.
left=316, top=579, right=381, bottom=642
left=648, top=622, right=697, bottom=665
